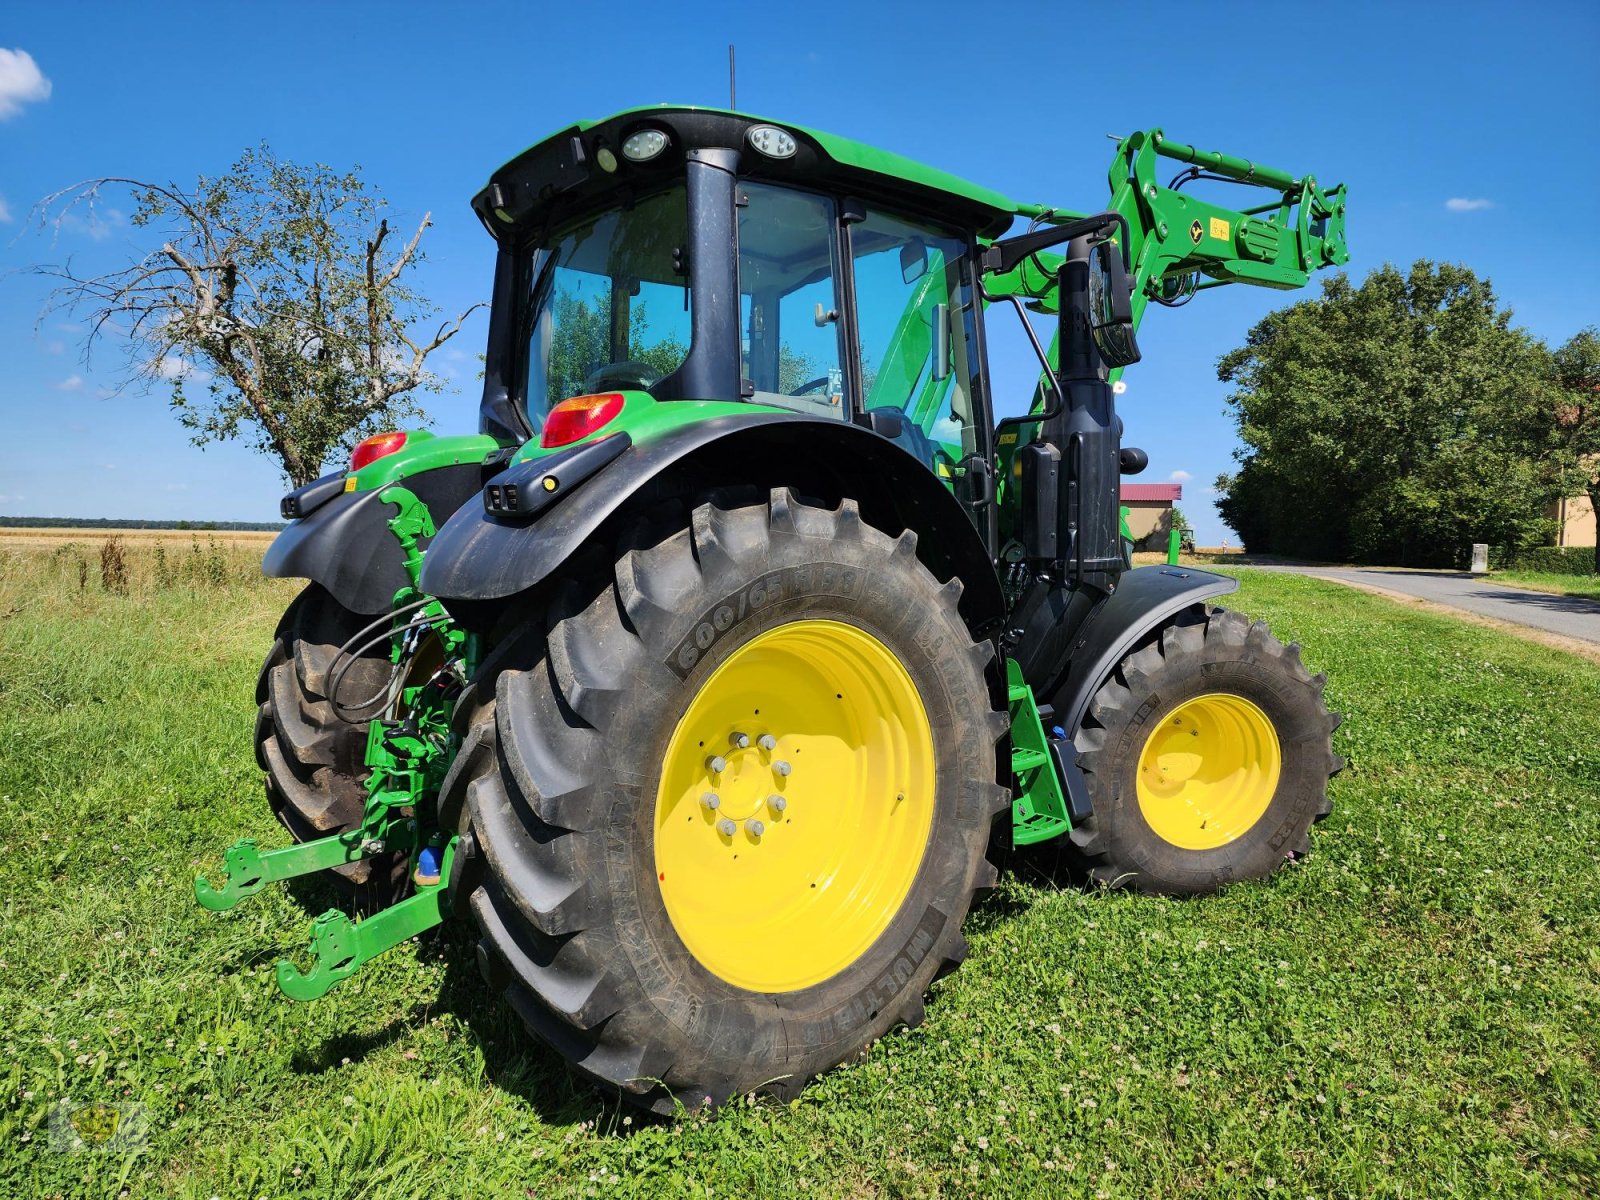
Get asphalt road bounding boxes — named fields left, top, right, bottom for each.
left=1251, top=565, right=1600, bottom=646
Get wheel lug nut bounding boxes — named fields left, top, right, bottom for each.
left=706, top=755, right=727, bottom=774
left=716, top=818, right=737, bottom=837
left=773, top=760, right=791, bottom=777
left=757, top=734, right=777, bottom=751
left=730, top=732, right=750, bottom=749
left=767, top=795, right=787, bottom=813
left=745, top=819, right=765, bottom=837
left=700, top=792, right=721, bottom=810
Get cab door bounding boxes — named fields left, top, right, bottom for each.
left=843, top=209, right=995, bottom=544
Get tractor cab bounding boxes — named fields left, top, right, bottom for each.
left=473, top=106, right=1011, bottom=480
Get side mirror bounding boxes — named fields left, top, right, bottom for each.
left=1087, top=240, right=1141, bottom=368
left=899, top=240, right=929, bottom=284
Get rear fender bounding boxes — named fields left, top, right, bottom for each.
left=1040, top=565, right=1240, bottom=736
left=264, top=460, right=492, bottom=614
left=419, top=412, right=1007, bottom=635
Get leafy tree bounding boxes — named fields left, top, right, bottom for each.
left=538, top=286, right=687, bottom=407
left=1542, top=327, right=1600, bottom=571
left=33, top=146, right=478, bottom=485
left=779, top=343, right=825, bottom=394
left=1216, top=261, right=1555, bottom=565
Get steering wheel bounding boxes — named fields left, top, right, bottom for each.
left=788, top=376, right=832, bottom=397
left=584, top=360, right=663, bottom=393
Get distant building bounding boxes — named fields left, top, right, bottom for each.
left=1122, top=483, right=1181, bottom=548
left=1548, top=492, right=1596, bottom=547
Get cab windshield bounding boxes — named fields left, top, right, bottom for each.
left=521, top=185, right=691, bottom=427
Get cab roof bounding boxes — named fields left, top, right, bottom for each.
left=478, top=105, right=1024, bottom=241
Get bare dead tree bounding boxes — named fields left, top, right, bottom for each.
left=31, top=145, right=482, bottom=485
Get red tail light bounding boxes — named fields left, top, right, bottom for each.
left=540, top=393, right=626, bottom=449
left=350, top=431, right=408, bottom=471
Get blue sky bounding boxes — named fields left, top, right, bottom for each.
left=2, top=0, right=1597, bottom=545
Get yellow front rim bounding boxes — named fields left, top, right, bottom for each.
left=1135, top=693, right=1282, bottom=851
left=653, top=619, right=935, bottom=993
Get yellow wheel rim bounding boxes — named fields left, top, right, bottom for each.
left=1135, top=693, right=1282, bottom=851
left=653, top=619, right=935, bottom=993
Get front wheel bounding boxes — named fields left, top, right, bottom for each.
left=443, top=490, right=1010, bottom=1111
left=1067, top=606, right=1341, bottom=895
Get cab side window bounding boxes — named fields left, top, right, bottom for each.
left=737, top=183, right=848, bottom=418
left=849, top=211, right=982, bottom=469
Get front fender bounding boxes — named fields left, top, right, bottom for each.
left=419, top=412, right=1006, bottom=634
left=1042, top=565, right=1239, bottom=736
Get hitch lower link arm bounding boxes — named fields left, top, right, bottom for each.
left=193, top=816, right=457, bottom=1001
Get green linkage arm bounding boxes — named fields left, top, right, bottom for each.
left=988, top=128, right=1348, bottom=394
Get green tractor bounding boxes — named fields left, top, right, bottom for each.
left=198, top=108, right=1349, bottom=1111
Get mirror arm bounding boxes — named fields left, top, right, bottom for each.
left=981, top=211, right=1131, bottom=278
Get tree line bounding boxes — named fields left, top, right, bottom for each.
left=1215, top=261, right=1599, bottom=570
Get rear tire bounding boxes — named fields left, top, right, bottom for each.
left=255, top=584, right=407, bottom=903
left=443, top=490, right=1010, bottom=1111
left=1068, top=605, right=1341, bottom=895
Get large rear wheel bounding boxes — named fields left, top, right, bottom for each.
left=255, top=584, right=406, bottom=902
left=444, top=490, right=1009, bottom=1111
left=1068, top=606, right=1341, bottom=895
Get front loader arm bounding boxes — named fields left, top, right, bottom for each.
left=985, top=126, right=1348, bottom=357
left=1110, top=129, right=1348, bottom=315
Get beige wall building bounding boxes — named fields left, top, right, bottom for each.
left=1122, top=483, right=1181, bottom=548
left=1548, top=491, right=1596, bottom=547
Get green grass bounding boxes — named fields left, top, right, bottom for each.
left=1492, top=570, right=1600, bottom=600
left=2, top=547, right=1598, bottom=1198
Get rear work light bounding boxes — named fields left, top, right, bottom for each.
left=540, top=393, right=626, bottom=449
left=349, top=431, right=408, bottom=471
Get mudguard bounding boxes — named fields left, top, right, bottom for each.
left=1041, top=565, right=1239, bottom=736
left=263, top=461, right=487, bottom=614
left=419, top=411, right=1006, bottom=633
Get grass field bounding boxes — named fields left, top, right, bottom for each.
left=1493, top=570, right=1600, bottom=600
left=2, top=538, right=1598, bottom=1198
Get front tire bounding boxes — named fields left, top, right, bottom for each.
left=1068, top=606, right=1341, bottom=895
left=445, top=490, right=1010, bottom=1111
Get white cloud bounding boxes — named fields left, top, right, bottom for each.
left=156, top=354, right=211, bottom=383
left=0, top=195, right=11, bottom=224
left=1445, top=197, right=1493, bottom=213
left=44, top=340, right=64, bottom=355
left=0, top=49, right=50, bottom=120
left=58, top=206, right=125, bottom=241
left=1169, top=469, right=1193, bottom=483
left=56, top=374, right=83, bottom=391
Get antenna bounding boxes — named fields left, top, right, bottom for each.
left=729, top=44, right=736, bottom=109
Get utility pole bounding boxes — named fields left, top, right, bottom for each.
left=729, top=44, right=736, bottom=109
